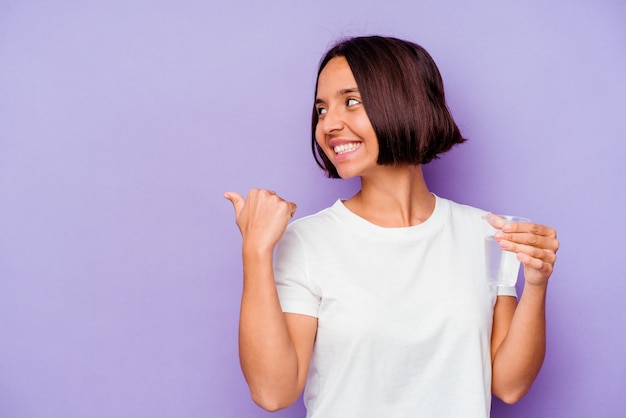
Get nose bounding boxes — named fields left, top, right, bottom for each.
left=318, top=107, right=344, bottom=135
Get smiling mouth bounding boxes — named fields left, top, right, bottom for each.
left=333, top=143, right=361, bottom=154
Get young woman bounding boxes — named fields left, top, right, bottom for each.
left=225, top=36, right=559, bottom=418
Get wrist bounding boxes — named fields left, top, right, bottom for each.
left=242, top=240, right=274, bottom=259
left=523, top=279, right=548, bottom=291
left=520, top=280, right=548, bottom=303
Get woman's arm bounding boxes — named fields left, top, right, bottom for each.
left=490, top=221, right=559, bottom=404
left=225, top=190, right=317, bottom=411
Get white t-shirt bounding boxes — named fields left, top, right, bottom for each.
left=274, top=195, right=516, bottom=418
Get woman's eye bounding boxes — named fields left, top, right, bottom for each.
left=347, top=98, right=360, bottom=107
left=316, top=107, right=327, bottom=116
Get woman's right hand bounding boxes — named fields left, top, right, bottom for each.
left=226, top=190, right=311, bottom=410
left=224, top=189, right=297, bottom=253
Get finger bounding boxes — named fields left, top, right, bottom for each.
left=223, top=191, right=245, bottom=217
left=273, top=198, right=297, bottom=218
left=500, top=224, right=558, bottom=250
left=500, top=240, right=558, bottom=265
left=519, top=252, right=554, bottom=275
left=484, top=214, right=508, bottom=229
left=502, top=222, right=556, bottom=238
left=287, top=202, right=297, bottom=217
left=496, top=231, right=559, bottom=252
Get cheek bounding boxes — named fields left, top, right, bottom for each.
left=314, top=125, right=326, bottom=148
left=355, top=119, right=378, bottom=148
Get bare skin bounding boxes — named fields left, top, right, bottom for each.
left=224, top=189, right=311, bottom=411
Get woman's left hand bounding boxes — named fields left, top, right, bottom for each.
left=495, top=222, right=559, bottom=287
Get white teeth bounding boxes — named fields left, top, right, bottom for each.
left=333, top=143, right=361, bottom=154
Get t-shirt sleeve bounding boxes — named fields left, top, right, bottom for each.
left=496, top=285, right=518, bottom=297
left=274, top=225, right=320, bottom=318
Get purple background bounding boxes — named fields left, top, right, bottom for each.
left=1, top=0, right=625, bottom=417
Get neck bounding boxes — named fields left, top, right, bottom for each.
left=344, top=165, right=435, bottom=228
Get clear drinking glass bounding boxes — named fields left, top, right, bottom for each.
left=482, top=214, right=530, bottom=287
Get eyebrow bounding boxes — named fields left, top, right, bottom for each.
left=315, top=87, right=360, bottom=104
left=339, top=88, right=359, bottom=95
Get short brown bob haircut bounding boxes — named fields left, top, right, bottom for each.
left=312, top=36, right=466, bottom=178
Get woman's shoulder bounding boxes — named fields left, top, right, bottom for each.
left=435, top=195, right=488, bottom=221
left=286, top=200, right=345, bottom=233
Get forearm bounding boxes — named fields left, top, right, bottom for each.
left=492, top=282, right=547, bottom=403
left=238, top=245, right=300, bottom=410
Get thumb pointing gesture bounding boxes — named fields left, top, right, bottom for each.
left=224, top=191, right=245, bottom=218
left=224, top=189, right=296, bottom=250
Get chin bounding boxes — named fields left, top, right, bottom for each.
left=335, top=168, right=360, bottom=179
left=337, top=173, right=356, bottom=179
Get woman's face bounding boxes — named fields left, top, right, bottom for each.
left=314, top=57, right=379, bottom=179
